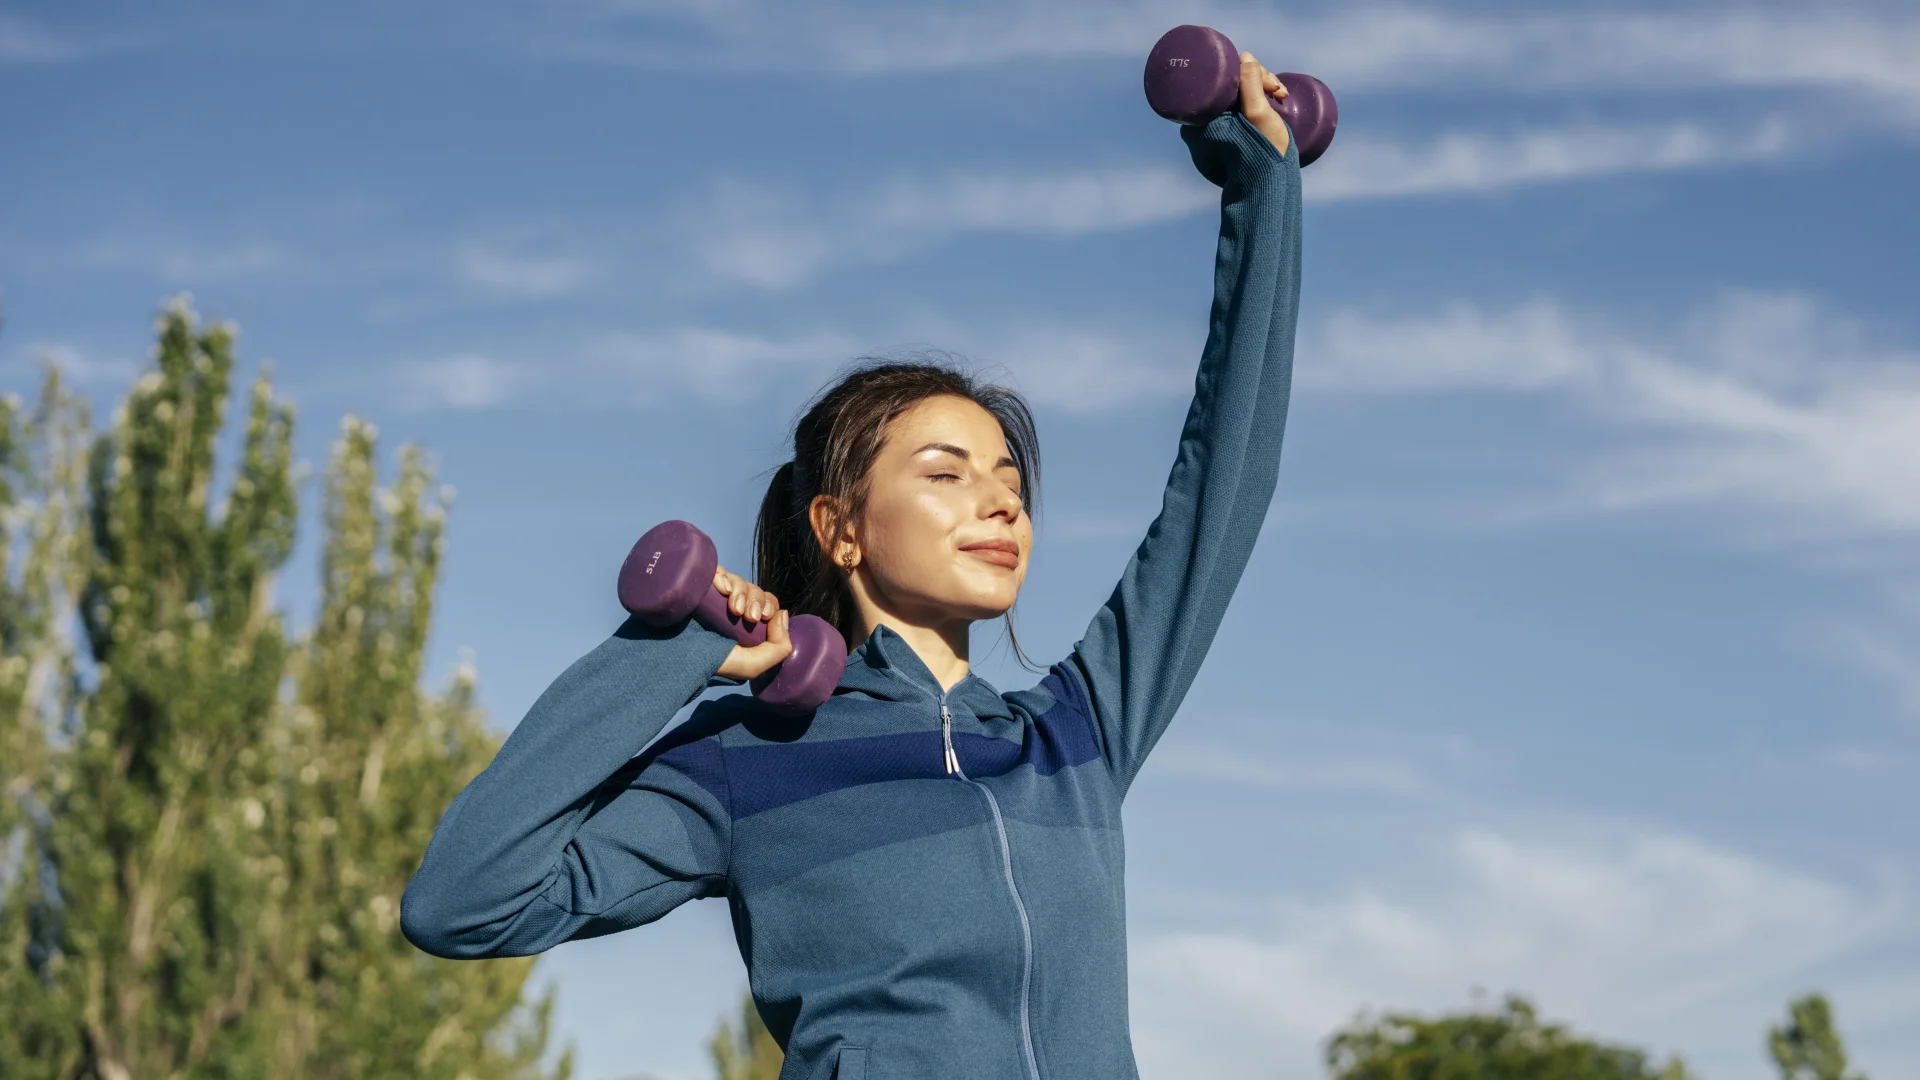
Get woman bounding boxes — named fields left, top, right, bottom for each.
left=403, top=54, right=1302, bottom=1080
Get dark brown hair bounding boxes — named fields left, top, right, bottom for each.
left=754, top=354, right=1041, bottom=665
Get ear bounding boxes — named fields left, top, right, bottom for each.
left=809, top=494, right=858, bottom=565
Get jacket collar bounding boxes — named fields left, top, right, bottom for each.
left=840, top=623, right=1014, bottom=723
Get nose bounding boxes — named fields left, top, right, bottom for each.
left=982, top=475, right=1024, bottom=522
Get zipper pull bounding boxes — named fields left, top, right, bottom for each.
left=941, top=704, right=959, bottom=775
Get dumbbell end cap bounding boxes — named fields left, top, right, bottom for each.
left=1274, top=71, right=1338, bottom=166
left=751, top=614, right=849, bottom=717
left=618, top=520, right=718, bottom=627
left=1144, top=24, right=1239, bottom=125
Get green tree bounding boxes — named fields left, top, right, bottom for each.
left=1769, top=993, right=1864, bottom=1080
left=251, top=416, right=566, bottom=1079
left=709, top=992, right=782, bottom=1080
left=1325, top=994, right=1695, bottom=1080
left=0, top=366, right=94, bottom=1077
left=0, top=299, right=567, bottom=1079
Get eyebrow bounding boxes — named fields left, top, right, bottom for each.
left=914, top=442, right=1018, bottom=470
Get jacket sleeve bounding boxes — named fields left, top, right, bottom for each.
left=401, top=616, right=738, bottom=959
left=1063, top=111, right=1302, bottom=796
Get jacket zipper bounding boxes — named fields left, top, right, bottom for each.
left=942, top=695, right=1041, bottom=1080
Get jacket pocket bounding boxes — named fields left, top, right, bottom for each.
left=834, top=1046, right=868, bottom=1080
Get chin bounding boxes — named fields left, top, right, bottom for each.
left=949, top=588, right=1021, bottom=623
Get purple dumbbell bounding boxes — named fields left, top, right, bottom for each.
left=1143, top=25, right=1338, bottom=167
left=617, top=520, right=848, bottom=717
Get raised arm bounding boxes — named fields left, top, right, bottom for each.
left=400, top=617, right=737, bottom=959
left=1063, top=109, right=1302, bottom=795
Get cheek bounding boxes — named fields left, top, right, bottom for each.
left=863, top=488, right=960, bottom=568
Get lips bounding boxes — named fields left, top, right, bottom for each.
left=959, top=538, right=1021, bottom=569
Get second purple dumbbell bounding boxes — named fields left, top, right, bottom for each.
left=1144, top=24, right=1338, bottom=166
left=618, top=520, right=848, bottom=717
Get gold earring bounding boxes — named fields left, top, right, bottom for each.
left=841, top=550, right=856, bottom=572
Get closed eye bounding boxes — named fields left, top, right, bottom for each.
left=929, top=472, right=962, bottom=482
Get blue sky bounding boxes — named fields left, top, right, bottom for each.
left=4, top=2, right=1918, bottom=1078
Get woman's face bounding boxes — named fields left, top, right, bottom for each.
left=839, top=394, right=1032, bottom=627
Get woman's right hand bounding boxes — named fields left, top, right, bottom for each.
left=1236, top=52, right=1292, bottom=158
left=1183, top=52, right=1295, bottom=188
left=712, top=566, right=794, bottom=680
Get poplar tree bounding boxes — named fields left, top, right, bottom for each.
left=255, top=416, right=565, bottom=1079
left=0, top=300, right=567, bottom=1079
left=0, top=367, right=93, bottom=1076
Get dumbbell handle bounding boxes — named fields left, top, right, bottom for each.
left=687, top=570, right=771, bottom=646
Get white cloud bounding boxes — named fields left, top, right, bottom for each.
left=391, top=327, right=863, bottom=410
left=686, top=112, right=1808, bottom=289
left=377, top=311, right=1200, bottom=417
left=60, top=237, right=293, bottom=284
left=1307, top=297, right=1598, bottom=393
left=585, top=325, right=863, bottom=401
left=1310, top=115, right=1798, bottom=203
left=0, top=15, right=81, bottom=63
left=153, top=244, right=290, bottom=283
left=1130, top=825, right=1906, bottom=1080
left=687, top=167, right=1214, bottom=289
left=1304, top=292, right=1920, bottom=539
left=940, top=322, right=1194, bottom=413
left=1824, top=622, right=1920, bottom=722
left=454, top=248, right=598, bottom=298
left=9, top=343, right=142, bottom=388
left=551, top=2, right=1920, bottom=110
left=1294, top=6, right=1920, bottom=107
left=1152, top=743, right=1432, bottom=797
left=384, top=292, right=1920, bottom=549
left=394, top=354, right=532, bottom=410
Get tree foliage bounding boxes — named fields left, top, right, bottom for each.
left=709, top=993, right=782, bottom=1080
left=1769, top=994, right=1863, bottom=1080
left=0, top=300, right=568, bottom=1079
left=0, top=364, right=94, bottom=1077
left=1326, top=995, right=1696, bottom=1080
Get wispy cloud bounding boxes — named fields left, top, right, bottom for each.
left=152, top=245, right=290, bottom=283
left=379, top=311, right=1199, bottom=417
left=685, top=167, right=1214, bottom=289
left=547, top=2, right=1920, bottom=109
left=393, top=354, right=533, bottom=410
left=1823, top=617, right=1920, bottom=722
left=454, top=247, right=599, bottom=298
left=384, top=291, right=1920, bottom=549
left=584, top=325, right=863, bottom=400
left=1311, top=115, right=1797, bottom=202
left=53, top=237, right=294, bottom=284
left=388, top=326, right=862, bottom=411
left=1130, top=825, right=1907, bottom=1079
left=0, top=343, right=142, bottom=390
left=1152, top=744, right=1433, bottom=797
left=0, top=14, right=83, bottom=63
left=685, top=112, right=1809, bottom=289
left=1306, top=292, right=1920, bottom=540
left=935, top=321, right=1195, bottom=413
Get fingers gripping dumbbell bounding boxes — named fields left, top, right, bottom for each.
left=617, top=520, right=847, bottom=716
left=1144, top=24, right=1339, bottom=166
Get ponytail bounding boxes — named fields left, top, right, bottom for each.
left=753, top=458, right=833, bottom=628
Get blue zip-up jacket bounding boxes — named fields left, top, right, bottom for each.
left=402, top=112, right=1302, bottom=1080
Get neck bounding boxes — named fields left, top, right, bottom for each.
left=854, top=609, right=971, bottom=692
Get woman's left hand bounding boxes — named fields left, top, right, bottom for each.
left=1236, top=51, right=1292, bottom=158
